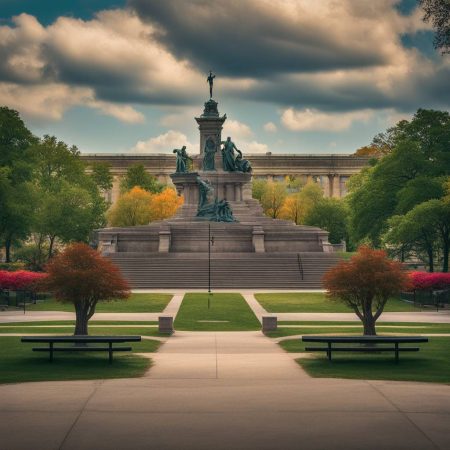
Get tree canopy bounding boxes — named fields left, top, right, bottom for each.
left=323, top=246, right=409, bottom=335
left=42, top=243, right=130, bottom=335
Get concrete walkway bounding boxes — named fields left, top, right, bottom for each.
left=1, top=330, right=450, bottom=449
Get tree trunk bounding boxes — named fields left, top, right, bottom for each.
left=427, top=247, right=434, bottom=272
left=48, top=235, right=56, bottom=259
left=74, top=305, right=89, bottom=336
left=5, top=236, right=12, bottom=263
left=363, top=318, right=377, bottom=336
left=442, top=235, right=449, bottom=273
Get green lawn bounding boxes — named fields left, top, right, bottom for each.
left=174, top=293, right=260, bottom=331
left=0, top=324, right=164, bottom=337
left=26, top=293, right=172, bottom=313
left=0, top=336, right=159, bottom=384
left=255, top=292, right=418, bottom=313
left=279, top=336, right=450, bottom=384
left=266, top=321, right=450, bottom=338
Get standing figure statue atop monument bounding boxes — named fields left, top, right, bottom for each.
left=221, top=136, right=239, bottom=172
left=173, top=145, right=192, bottom=173
left=207, top=71, right=215, bottom=99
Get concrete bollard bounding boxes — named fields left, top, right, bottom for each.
left=159, top=316, right=174, bottom=334
left=262, top=316, right=277, bottom=332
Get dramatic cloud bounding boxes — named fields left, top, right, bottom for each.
left=0, top=1, right=448, bottom=128
left=222, top=120, right=254, bottom=140
left=129, top=130, right=195, bottom=153
left=281, top=108, right=374, bottom=131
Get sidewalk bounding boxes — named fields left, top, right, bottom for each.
left=1, top=330, right=449, bottom=449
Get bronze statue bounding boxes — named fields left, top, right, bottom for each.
left=202, top=137, right=216, bottom=171
left=207, top=71, right=215, bottom=99
left=221, top=137, right=239, bottom=172
left=196, top=176, right=236, bottom=222
left=173, top=146, right=191, bottom=173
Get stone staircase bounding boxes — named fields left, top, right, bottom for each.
left=107, top=252, right=342, bottom=289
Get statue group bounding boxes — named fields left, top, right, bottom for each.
left=201, top=136, right=252, bottom=173
left=196, top=177, right=236, bottom=222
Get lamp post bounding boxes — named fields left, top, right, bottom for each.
left=208, top=223, right=214, bottom=308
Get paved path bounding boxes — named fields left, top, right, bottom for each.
left=2, top=330, right=450, bottom=450
left=243, top=293, right=450, bottom=323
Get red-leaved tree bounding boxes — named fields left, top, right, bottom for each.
left=42, top=243, right=130, bottom=335
left=323, top=246, right=410, bottom=335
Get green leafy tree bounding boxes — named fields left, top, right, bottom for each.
left=348, top=109, right=450, bottom=246
left=304, top=198, right=349, bottom=245
left=0, top=107, right=37, bottom=261
left=420, top=0, right=450, bottom=54
left=120, top=163, right=163, bottom=193
left=90, top=162, right=113, bottom=192
left=260, top=180, right=287, bottom=218
left=30, top=135, right=107, bottom=257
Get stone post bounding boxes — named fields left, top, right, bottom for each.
left=252, top=225, right=265, bottom=253
left=262, top=316, right=277, bottom=332
left=158, top=225, right=171, bottom=253
left=159, top=316, right=174, bottom=334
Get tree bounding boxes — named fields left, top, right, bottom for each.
left=42, top=243, right=130, bottom=335
left=30, top=136, right=108, bottom=256
left=420, top=0, right=450, bottom=54
left=148, top=187, right=184, bottom=221
left=120, top=163, right=163, bottom=193
left=0, top=107, right=37, bottom=261
left=347, top=109, right=450, bottom=246
left=260, top=180, right=287, bottom=218
left=90, top=162, right=113, bottom=193
left=304, top=198, right=349, bottom=244
left=280, top=181, right=323, bottom=224
left=108, top=187, right=183, bottom=226
left=323, top=246, right=409, bottom=335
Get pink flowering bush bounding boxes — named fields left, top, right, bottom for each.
left=0, top=270, right=47, bottom=292
left=409, top=272, right=450, bottom=291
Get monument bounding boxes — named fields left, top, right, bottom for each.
left=95, top=73, right=341, bottom=289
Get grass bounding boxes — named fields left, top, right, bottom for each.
left=0, top=325, right=164, bottom=337
left=174, top=293, right=260, bottom=331
left=266, top=321, right=450, bottom=338
left=26, top=293, right=172, bottom=313
left=255, top=292, right=418, bottom=313
left=0, top=336, right=155, bottom=384
left=279, top=336, right=450, bottom=384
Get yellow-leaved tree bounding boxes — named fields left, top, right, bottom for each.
left=280, top=181, right=323, bottom=224
left=108, top=187, right=183, bottom=227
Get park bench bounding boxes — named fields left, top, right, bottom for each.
left=21, top=335, right=142, bottom=363
left=302, top=336, right=428, bottom=363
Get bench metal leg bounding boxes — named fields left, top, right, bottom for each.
left=395, top=342, right=399, bottom=364
left=109, top=342, right=113, bottom=364
left=49, top=342, right=53, bottom=363
left=327, top=342, right=332, bottom=361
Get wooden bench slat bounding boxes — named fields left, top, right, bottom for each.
left=304, top=347, right=420, bottom=352
left=32, top=347, right=132, bottom=352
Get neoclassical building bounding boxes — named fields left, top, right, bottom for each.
left=81, top=152, right=370, bottom=205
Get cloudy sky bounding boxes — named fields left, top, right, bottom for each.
left=0, top=0, right=448, bottom=155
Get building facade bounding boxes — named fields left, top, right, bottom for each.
left=81, top=153, right=370, bottom=205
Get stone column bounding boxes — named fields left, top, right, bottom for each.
left=332, top=174, right=341, bottom=198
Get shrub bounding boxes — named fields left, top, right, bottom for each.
left=409, top=272, right=450, bottom=291
left=0, top=270, right=47, bottom=292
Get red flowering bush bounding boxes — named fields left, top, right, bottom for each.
left=409, top=272, right=450, bottom=291
left=0, top=270, right=47, bottom=292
